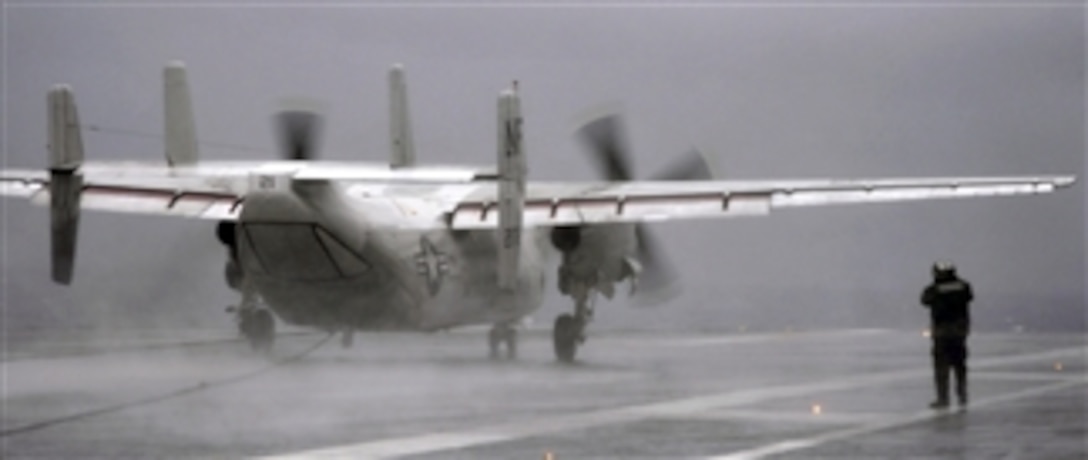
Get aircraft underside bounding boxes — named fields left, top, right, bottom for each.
left=216, top=186, right=646, bottom=362
left=218, top=188, right=555, bottom=355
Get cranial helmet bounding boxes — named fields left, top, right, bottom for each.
left=932, top=262, right=957, bottom=279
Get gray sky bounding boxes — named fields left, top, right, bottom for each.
left=2, top=3, right=1084, bottom=337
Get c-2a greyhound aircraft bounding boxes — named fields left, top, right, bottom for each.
left=0, top=62, right=1075, bottom=362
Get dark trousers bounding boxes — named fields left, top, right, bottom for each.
left=932, top=336, right=968, bottom=403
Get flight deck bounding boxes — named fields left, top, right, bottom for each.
left=3, top=328, right=1085, bottom=459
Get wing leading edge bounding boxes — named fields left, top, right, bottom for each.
left=446, top=176, right=1075, bottom=229
left=0, top=160, right=500, bottom=221
left=3, top=172, right=1074, bottom=226
left=1, top=169, right=243, bottom=220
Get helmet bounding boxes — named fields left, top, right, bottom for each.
left=932, top=262, right=957, bottom=279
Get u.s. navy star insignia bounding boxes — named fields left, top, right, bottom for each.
left=414, top=237, right=450, bottom=296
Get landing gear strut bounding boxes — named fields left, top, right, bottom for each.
left=488, top=323, right=518, bottom=359
left=229, top=279, right=274, bottom=354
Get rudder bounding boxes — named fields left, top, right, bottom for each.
left=388, top=63, right=415, bottom=169
left=496, top=85, right=525, bottom=291
left=47, top=85, right=84, bottom=284
left=164, top=61, right=199, bottom=166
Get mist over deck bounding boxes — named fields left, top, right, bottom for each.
left=3, top=328, right=1084, bottom=459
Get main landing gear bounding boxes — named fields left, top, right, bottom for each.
left=553, top=295, right=593, bottom=363
left=489, top=323, right=518, bottom=360
left=237, top=307, right=275, bottom=354
left=220, top=247, right=274, bottom=354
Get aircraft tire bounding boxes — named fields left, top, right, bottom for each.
left=553, top=314, right=578, bottom=363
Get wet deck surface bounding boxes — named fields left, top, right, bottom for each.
left=3, top=329, right=1085, bottom=459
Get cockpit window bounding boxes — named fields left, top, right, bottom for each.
left=241, top=223, right=369, bottom=280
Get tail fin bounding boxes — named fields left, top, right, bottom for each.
left=388, top=63, right=416, bottom=169
left=164, top=61, right=199, bottom=166
left=496, top=85, right=525, bottom=291
left=47, top=85, right=84, bottom=284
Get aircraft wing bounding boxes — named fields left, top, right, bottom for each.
left=1, top=167, right=244, bottom=220
left=3, top=166, right=1074, bottom=227
left=445, top=176, right=1076, bottom=229
left=0, top=161, right=496, bottom=221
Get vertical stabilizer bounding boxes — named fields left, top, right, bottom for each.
left=388, top=63, right=416, bottom=169
left=164, top=61, right=199, bottom=166
left=48, top=85, right=84, bottom=284
left=496, top=85, right=526, bottom=291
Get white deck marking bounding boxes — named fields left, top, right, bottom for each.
left=658, top=329, right=889, bottom=348
left=256, top=346, right=1086, bottom=460
left=668, top=409, right=895, bottom=425
left=972, top=371, right=1087, bottom=383
left=598, top=329, right=892, bottom=350
left=707, top=378, right=1088, bottom=460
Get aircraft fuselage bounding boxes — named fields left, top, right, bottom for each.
left=235, top=187, right=549, bottom=332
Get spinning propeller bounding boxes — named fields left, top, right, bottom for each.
left=274, top=109, right=323, bottom=161
left=576, top=114, right=714, bottom=304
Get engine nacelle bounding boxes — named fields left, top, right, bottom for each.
left=217, top=221, right=243, bottom=291
left=550, top=224, right=638, bottom=300
left=216, top=221, right=236, bottom=248
left=549, top=226, right=582, bottom=253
